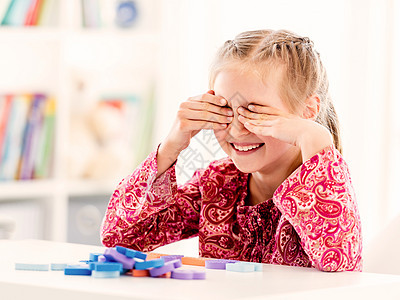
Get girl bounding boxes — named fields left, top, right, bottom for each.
left=101, top=29, right=362, bottom=272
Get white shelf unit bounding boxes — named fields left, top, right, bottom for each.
left=0, top=0, right=163, bottom=242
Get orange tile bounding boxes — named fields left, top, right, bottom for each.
left=132, top=269, right=150, bottom=277
left=181, top=257, right=209, bottom=267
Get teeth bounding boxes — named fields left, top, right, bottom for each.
left=233, top=143, right=263, bottom=151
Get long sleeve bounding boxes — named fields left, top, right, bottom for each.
left=273, top=145, right=362, bottom=272
left=100, top=146, right=203, bottom=251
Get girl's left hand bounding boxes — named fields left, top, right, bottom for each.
left=237, top=104, right=333, bottom=161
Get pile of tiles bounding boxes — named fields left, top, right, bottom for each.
left=64, top=246, right=205, bottom=280
left=15, top=246, right=263, bottom=280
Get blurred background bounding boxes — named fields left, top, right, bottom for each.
left=0, top=0, right=399, bottom=272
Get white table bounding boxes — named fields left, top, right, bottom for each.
left=0, top=240, right=399, bottom=300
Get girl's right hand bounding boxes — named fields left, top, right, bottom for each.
left=157, top=90, right=233, bottom=175
left=168, top=90, right=233, bottom=151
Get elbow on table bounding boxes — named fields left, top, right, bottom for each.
left=315, top=262, right=347, bottom=272
left=100, top=230, right=118, bottom=248
left=99, top=219, right=123, bottom=248
left=99, top=215, right=128, bottom=248
left=313, top=250, right=363, bottom=272
left=100, top=226, right=147, bottom=252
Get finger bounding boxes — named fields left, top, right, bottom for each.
left=189, top=93, right=227, bottom=107
left=237, top=106, right=260, bottom=120
left=185, top=100, right=233, bottom=117
left=183, top=119, right=228, bottom=131
left=245, top=116, right=279, bottom=125
left=247, top=104, right=286, bottom=116
left=237, top=114, right=252, bottom=124
left=180, top=109, right=233, bottom=124
left=237, top=114, right=278, bottom=124
left=238, top=105, right=288, bottom=121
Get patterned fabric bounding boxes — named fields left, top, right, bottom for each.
left=101, top=144, right=362, bottom=272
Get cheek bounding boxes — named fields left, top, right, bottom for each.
left=259, top=136, right=291, bottom=152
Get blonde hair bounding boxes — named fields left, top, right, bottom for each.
left=209, top=29, right=342, bottom=153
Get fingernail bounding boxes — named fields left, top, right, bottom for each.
left=227, top=117, right=233, bottom=122
left=227, top=110, right=233, bottom=116
left=248, top=105, right=255, bottom=110
left=220, top=98, right=226, bottom=105
left=238, top=107, right=244, bottom=113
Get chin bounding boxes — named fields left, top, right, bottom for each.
left=230, top=161, right=259, bottom=174
left=229, top=152, right=266, bottom=174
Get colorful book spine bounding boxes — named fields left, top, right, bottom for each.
left=1, top=0, right=17, bottom=25
left=0, top=0, right=12, bottom=24
left=1, top=0, right=58, bottom=27
left=1, top=0, right=134, bottom=28
left=1, top=0, right=31, bottom=26
left=34, top=97, right=55, bottom=179
left=0, top=94, right=55, bottom=181
left=24, top=0, right=44, bottom=26
left=0, top=95, right=30, bottom=180
left=18, top=94, right=46, bottom=180
left=0, top=95, right=13, bottom=162
left=37, top=0, right=58, bottom=27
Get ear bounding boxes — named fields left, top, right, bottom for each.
left=302, top=94, right=320, bottom=120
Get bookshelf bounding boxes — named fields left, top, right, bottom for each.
left=0, top=0, right=162, bottom=243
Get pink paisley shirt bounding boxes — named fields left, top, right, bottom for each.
left=101, top=144, right=362, bottom=272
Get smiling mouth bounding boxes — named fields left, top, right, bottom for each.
left=231, top=143, right=265, bottom=152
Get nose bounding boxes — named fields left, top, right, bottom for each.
left=227, top=114, right=250, bottom=139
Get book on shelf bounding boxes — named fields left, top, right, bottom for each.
left=0, top=0, right=140, bottom=29
left=0, top=94, right=55, bottom=181
left=0, top=95, right=13, bottom=159
left=81, top=0, right=101, bottom=28
left=24, top=0, right=43, bottom=26
left=34, top=97, right=55, bottom=179
left=18, top=94, right=46, bottom=180
left=81, top=0, right=139, bottom=29
left=1, top=0, right=56, bottom=27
